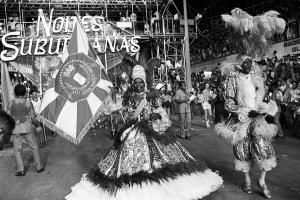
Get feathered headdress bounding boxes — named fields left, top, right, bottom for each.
left=221, top=8, right=286, bottom=57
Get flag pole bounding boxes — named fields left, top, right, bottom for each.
left=1, top=61, right=15, bottom=111
left=74, top=12, right=110, bottom=81
left=39, top=59, right=43, bottom=99
left=183, top=0, right=192, bottom=90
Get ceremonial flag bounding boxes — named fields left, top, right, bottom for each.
left=1, top=61, right=15, bottom=111
left=38, top=21, right=112, bottom=144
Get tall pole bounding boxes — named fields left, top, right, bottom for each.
left=183, top=0, right=192, bottom=90
left=39, top=60, right=43, bottom=98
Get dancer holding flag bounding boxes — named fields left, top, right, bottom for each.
left=37, top=15, right=222, bottom=200
left=65, top=64, right=223, bottom=200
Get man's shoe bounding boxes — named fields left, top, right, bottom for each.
left=258, top=182, right=271, bottom=199
left=37, top=167, right=45, bottom=173
left=206, top=121, right=210, bottom=128
left=243, top=181, right=252, bottom=194
left=15, top=171, right=25, bottom=176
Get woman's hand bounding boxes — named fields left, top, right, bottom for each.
left=248, top=110, right=260, bottom=118
left=150, top=113, right=162, bottom=121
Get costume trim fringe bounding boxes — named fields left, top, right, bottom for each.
left=257, top=157, right=277, bottom=171
left=234, top=157, right=277, bottom=172
left=257, top=100, right=278, bottom=116
left=234, top=159, right=251, bottom=172
left=87, top=161, right=207, bottom=193
left=215, top=115, right=278, bottom=145
left=37, top=96, right=111, bottom=145
left=66, top=170, right=223, bottom=200
left=215, top=120, right=251, bottom=145
left=253, top=117, right=278, bottom=139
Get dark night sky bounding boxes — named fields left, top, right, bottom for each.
left=0, top=0, right=298, bottom=24
left=173, top=0, right=299, bottom=23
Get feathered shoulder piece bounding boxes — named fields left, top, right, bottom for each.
left=220, top=61, right=240, bottom=77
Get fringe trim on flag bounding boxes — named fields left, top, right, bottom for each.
left=37, top=114, right=79, bottom=144
left=37, top=96, right=111, bottom=145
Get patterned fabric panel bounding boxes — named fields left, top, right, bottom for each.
left=118, top=129, right=151, bottom=176
left=96, top=126, right=199, bottom=179
left=233, top=135, right=275, bottom=161
left=224, top=75, right=245, bottom=113
left=98, top=148, right=119, bottom=176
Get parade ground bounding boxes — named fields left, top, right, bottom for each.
left=0, top=116, right=299, bottom=200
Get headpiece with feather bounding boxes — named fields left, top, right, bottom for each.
left=221, top=8, right=286, bottom=58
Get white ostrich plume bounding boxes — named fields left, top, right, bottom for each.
left=221, top=8, right=286, bottom=37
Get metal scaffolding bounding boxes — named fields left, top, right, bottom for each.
left=0, top=0, right=162, bottom=19
left=0, top=0, right=197, bottom=83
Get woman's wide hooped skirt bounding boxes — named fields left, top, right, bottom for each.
left=66, top=121, right=223, bottom=200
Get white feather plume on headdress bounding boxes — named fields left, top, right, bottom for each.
left=253, top=10, right=286, bottom=37
left=221, top=8, right=286, bottom=57
left=222, top=8, right=285, bottom=36
left=222, top=8, right=254, bottom=34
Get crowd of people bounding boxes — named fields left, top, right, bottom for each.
left=154, top=54, right=300, bottom=134
left=190, top=26, right=237, bottom=63
left=0, top=5, right=299, bottom=200
left=1, top=53, right=296, bottom=199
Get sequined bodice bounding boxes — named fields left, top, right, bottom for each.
left=123, top=93, right=151, bottom=122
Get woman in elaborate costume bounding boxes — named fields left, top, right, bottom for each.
left=66, top=65, right=223, bottom=200
left=215, top=8, right=286, bottom=199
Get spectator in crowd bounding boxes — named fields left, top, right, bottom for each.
left=282, top=81, right=299, bottom=125
left=30, top=91, right=41, bottom=114
left=270, top=83, right=285, bottom=138
left=212, top=87, right=228, bottom=124
left=7, top=84, right=45, bottom=176
left=174, top=81, right=191, bottom=140
left=295, top=82, right=300, bottom=126
left=161, top=89, right=172, bottom=116
left=171, top=82, right=179, bottom=115
left=199, top=83, right=213, bottom=128
left=285, top=81, right=300, bottom=102
left=30, top=91, right=46, bottom=147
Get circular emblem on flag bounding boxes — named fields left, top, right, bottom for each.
left=55, top=53, right=100, bottom=102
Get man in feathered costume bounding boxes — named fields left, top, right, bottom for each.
left=215, top=8, right=286, bottom=199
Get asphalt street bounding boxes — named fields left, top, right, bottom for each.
left=0, top=116, right=299, bottom=200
